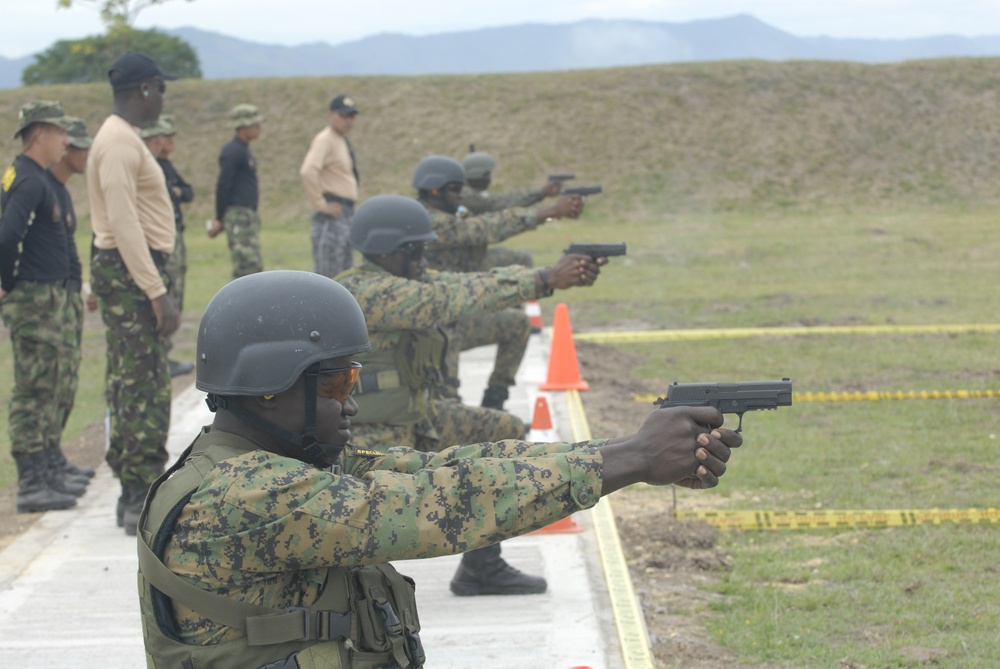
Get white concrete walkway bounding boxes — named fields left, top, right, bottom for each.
left=0, top=333, right=626, bottom=668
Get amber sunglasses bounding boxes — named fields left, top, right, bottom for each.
left=317, top=362, right=362, bottom=401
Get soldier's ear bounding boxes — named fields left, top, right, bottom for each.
left=430, top=188, right=439, bottom=197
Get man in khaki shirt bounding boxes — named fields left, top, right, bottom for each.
left=299, top=94, right=359, bottom=278
left=87, top=51, right=179, bottom=535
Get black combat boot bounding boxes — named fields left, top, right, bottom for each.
left=449, top=543, right=547, bottom=596
left=65, top=462, right=96, bottom=479
left=14, top=452, right=77, bottom=514
left=46, top=443, right=90, bottom=487
left=42, top=446, right=87, bottom=497
left=168, top=359, right=194, bottom=377
left=46, top=439, right=95, bottom=481
left=480, top=385, right=509, bottom=411
left=122, top=481, right=149, bottom=536
left=116, top=492, right=125, bottom=528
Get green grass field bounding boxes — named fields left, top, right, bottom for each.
left=2, top=60, right=1000, bottom=666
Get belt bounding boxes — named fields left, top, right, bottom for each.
left=95, top=247, right=169, bottom=269
left=322, top=192, right=355, bottom=207
left=15, top=278, right=81, bottom=292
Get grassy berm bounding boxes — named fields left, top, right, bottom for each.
left=3, top=59, right=1000, bottom=667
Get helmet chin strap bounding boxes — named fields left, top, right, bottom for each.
left=205, top=364, right=343, bottom=468
left=400, top=245, right=423, bottom=279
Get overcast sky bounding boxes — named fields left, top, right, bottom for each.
left=2, top=0, right=999, bottom=59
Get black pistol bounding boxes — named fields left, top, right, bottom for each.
left=562, top=185, right=602, bottom=197
left=563, top=242, right=627, bottom=260
left=654, top=378, right=793, bottom=432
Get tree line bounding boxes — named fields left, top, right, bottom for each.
left=24, top=0, right=200, bottom=85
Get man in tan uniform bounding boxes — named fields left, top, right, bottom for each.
left=300, top=94, right=360, bottom=278
left=87, top=51, right=179, bottom=534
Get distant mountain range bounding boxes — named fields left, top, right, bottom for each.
left=4, top=14, right=1000, bottom=87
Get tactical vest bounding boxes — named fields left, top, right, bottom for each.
left=340, top=269, right=448, bottom=426
left=138, top=430, right=424, bottom=669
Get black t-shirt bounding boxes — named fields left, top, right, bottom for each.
left=0, top=154, right=71, bottom=292
left=214, top=137, right=258, bottom=220
left=46, top=172, right=83, bottom=285
left=157, top=157, right=194, bottom=230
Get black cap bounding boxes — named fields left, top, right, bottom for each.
left=108, top=51, right=177, bottom=91
left=330, top=94, right=359, bottom=115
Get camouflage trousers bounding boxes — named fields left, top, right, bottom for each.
left=55, top=290, right=84, bottom=435
left=223, top=206, right=262, bottom=279
left=482, top=246, right=533, bottom=270
left=443, top=308, right=531, bottom=397
left=164, top=226, right=186, bottom=315
left=350, top=396, right=526, bottom=453
left=91, top=249, right=171, bottom=486
left=311, top=209, right=354, bottom=278
left=0, top=281, right=78, bottom=457
left=163, top=227, right=186, bottom=353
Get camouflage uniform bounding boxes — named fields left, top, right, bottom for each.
left=157, top=115, right=194, bottom=315
left=458, top=187, right=538, bottom=268
left=91, top=248, right=171, bottom=485
left=1, top=149, right=73, bottom=458
left=1, top=282, right=68, bottom=457
left=163, top=226, right=186, bottom=314
left=158, top=429, right=605, bottom=647
left=221, top=207, right=261, bottom=279
left=336, top=261, right=540, bottom=450
left=422, top=201, right=541, bottom=273
left=88, top=105, right=177, bottom=498
left=46, top=170, right=85, bottom=438
left=420, top=203, right=539, bottom=397
left=460, top=184, right=546, bottom=216
left=215, top=105, right=264, bottom=279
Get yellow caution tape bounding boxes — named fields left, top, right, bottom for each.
left=677, top=508, right=1000, bottom=530
left=633, top=389, right=1000, bottom=404
left=577, top=323, right=1000, bottom=344
left=566, top=390, right=655, bottom=669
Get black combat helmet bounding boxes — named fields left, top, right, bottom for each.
left=462, top=151, right=497, bottom=181
left=349, top=195, right=438, bottom=255
left=197, top=270, right=370, bottom=396
left=196, top=271, right=371, bottom=466
left=411, top=154, right=465, bottom=190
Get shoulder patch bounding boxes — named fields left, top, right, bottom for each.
left=2, top=166, right=15, bottom=192
left=351, top=447, right=385, bottom=458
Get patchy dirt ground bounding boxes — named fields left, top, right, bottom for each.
left=0, top=335, right=762, bottom=668
left=576, top=341, right=776, bottom=669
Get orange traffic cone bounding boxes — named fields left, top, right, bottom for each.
left=531, top=514, right=583, bottom=535
left=539, top=303, right=589, bottom=391
left=524, top=300, right=543, bottom=333
left=527, top=395, right=558, bottom=442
